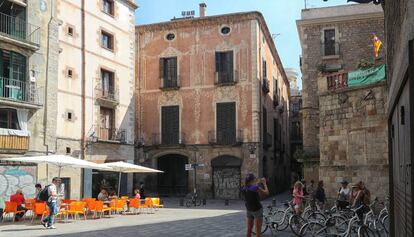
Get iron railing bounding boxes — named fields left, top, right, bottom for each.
left=215, top=70, right=238, bottom=85
left=95, top=86, right=119, bottom=102
left=321, top=42, right=340, bottom=57
left=0, top=77, right=40, bottom=104
left=208, top=129, right=243, bottom=145
left=327, top=72, right=348, bottom=91
left=151, top=132, right=185, bottom=146
left=0, top=12, right=41, bottom=45
left=160, top=75, right=180, bottom=89
left=97, top=127, right=126, bottom=143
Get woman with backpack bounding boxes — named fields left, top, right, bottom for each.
left=352, top=181, right=371, bottom=223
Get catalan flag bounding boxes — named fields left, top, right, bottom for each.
left=373, top=34, right=382, bottom=58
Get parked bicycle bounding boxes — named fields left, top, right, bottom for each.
left=185, top=189, right=202, bottom=207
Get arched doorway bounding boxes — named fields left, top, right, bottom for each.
left=157, top=154, right=188, bottom=196
left=211, top=155, right=242, bottom=199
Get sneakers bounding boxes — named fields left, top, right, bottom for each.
left=46, top=225, right=56, bottom=229
left=41, top=220, right=47, bottom=228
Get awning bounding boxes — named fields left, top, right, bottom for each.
left=348, top=64, right=385, bottom=87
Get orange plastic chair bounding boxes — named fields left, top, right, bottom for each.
left=67, top=201, right=87, bottom=220
left=151, top=198, right=164, bottom=209
left=24, top=198, right=36, bottom=219
left=94, top=201, right=111, bottom=218
left=121, top=196, right=129, bottom=200
left=141, top=198, right=154, bottom=214
left=82, top=199, right=96, bottom=215
left=2, top=201, right=25, bottom=222
left=129, top=198, right=141, bottom=214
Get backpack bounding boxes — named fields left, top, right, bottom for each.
left=38, top=185, right=51, bottom=202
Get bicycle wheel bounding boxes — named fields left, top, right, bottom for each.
left=273, top=210, right=289, bottom=231
left=358, top=225, right=377, bottom=237
left=185, top=200, right=192, bottom=207
left=307, top=211, right=326, bottom=224
left=300, top=222, right=327, bottom=237
left=328, top=215, right=348, bottom=234
left=381, top=215, right=389, bottom=234
left=252, top=216, right=269, bottom=235
left=195, top=198, right=202, bottom=206
left=290, top=215, right=307, bottom=237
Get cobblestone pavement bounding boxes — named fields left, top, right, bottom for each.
left=0, top=192, right=295, bottom=237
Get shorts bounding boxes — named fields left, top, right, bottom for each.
left=246, top=208, right=263, bottom=219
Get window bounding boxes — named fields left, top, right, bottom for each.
left=67, top=69, right=73, bottom=78
left=102, top=0, right=114, bottom=16
left=68, top=26, right=74, bottom=36
left=220, top=26, right=231, bottom=35
left=67, top=112, right=72, bottom=120
left=159, top=57, right=178, bottom=88
left=292, top=122, right=301, bottom=140
left=161, top=106, right=179, bottom=145
left=293, top=102, right=300, bottom=113
left=0, top=109, right=20, bottom=129
left=101, top=31, right=114, bottom=50
left=262, top=59, right=267, bottom=79
left=66, top=147, right=71, bottom=154
left=215, top=51, right=234, bottom=84
left=216, top=102, right=236, bottom=145
left=166, top=33, right=175, bottom=41
left=99, top=107, right=114, bottom=140
left=323, top=29, right=336, bottom=56
left=100, top=69, right=115, bottom=97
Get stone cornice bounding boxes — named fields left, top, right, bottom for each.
left=136, top=11, right=290, bottom=88
left=118, top=0, right=138, bottom=10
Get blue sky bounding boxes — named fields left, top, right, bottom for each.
left=134, top=0, right=352, bottom=88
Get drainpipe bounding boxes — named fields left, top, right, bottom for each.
left=80, top=0, right=86, bottom=197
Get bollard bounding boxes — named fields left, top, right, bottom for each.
left=179, top=198, right=184, bottom=206
left=203, top=198, right=207, bottom=206
left=272, top=198, right=276, bottom=207
left=225, top=199, right=229, bottom=206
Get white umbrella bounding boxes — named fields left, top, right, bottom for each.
left=1, top=155, right=112, bottom=177
left=98, top=161, right=163, bottom=196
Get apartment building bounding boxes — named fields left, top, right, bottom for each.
left=56, top=0, right=137, bottom=199
left=135, top=6, right=290, bottom=198
left=297, top=4, right=388, bottom=198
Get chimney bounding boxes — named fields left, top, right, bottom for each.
left=199, top=3, right=207, bottom=17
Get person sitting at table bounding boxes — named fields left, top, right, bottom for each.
left=34, top=183, right=42, bottom=200
left=108, top=191, right=118, bottom=200
left=97, top=189, right=109, bottom=201
left=134, top=189, right=141, bottom=199
left=10, top=189, right=27, bottom=221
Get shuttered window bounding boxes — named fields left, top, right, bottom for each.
left=216, top=102, right=236, bottom=145
left=263, top=107, right=268, bottom=149
left=161, top=106, right=179, bottom=145
left=324, top=29, right=336, bottom=56
left=160, top=57, right=178, bottom=88
left=262, top=60, right=267, bottom=79
left=215, top=51, right=234, bottom=83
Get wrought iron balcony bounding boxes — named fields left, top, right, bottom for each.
left=208, top=129, right=243, bottom=145
left=97, top=127, right=126, bottom=143
left=160, top=75, right=180, bottom=90
left=0, top=135, right=29, bottom=152
left=95, top=83, right=119, bottom=107
left=0, top=12, right=41, bottom=46
left=151, top=132, right=185, bottom=146
left=215, top=70, right=238, bottom=85
left=0, top=77, right=41, bottom=106
left=262, top=78, right=270, bottom=94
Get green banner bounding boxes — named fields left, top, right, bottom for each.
left=348, top=65, right=386, bottom=87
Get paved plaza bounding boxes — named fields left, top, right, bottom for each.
left=0, top=193, right=295, bottom=237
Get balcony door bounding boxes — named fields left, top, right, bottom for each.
left=99, top=107, right=114, bottom=140
left=161, top=106, right=179, bottom=145
left=0, top=49, right=26, bottom=100
left=101, top=69, right=114, bottom=98
left=216, top=102, right=236, bottom=144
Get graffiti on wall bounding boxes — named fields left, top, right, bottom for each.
left=0, top=166, right=37, bottom=201
left=213, top=167, right=240, bottom=199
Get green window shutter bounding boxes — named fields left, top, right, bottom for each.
left=216, top=102, right=236, bottom=144
left=162, top=106, right=179, bottom=144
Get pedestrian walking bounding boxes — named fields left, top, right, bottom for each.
left=41, top=177, right=61, bottom=229
left=314, top=180, right=326, bottom=210
left=139, top=182, right=146, bottom=199
left=292, top=181, right=305, bottom=215
left=241, top=173, right=269, bottom=237
left=337, top=180, right=350, bottom=210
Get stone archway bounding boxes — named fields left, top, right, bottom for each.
left=157, top=154, right=188, bottom=196
left=211, top=155, right=242, bottom=199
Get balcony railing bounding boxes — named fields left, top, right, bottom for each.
left=215, top=70, right=238, bottom=85
left=0, top=135, right=29, bottom=152
left=208, top=129, right=243, bottom=145
left=0, top=12, right=41, bottom=45
left=160, top=75, right=180, bottom=90
left=151, top=132, right=185, bottom=146
left=97, top=127, right=126, bottom=143
left=262, top=78, right=270, bottom=94
left=0, top=77, right=40, bottom=105
left=321, top=42, right=340, bottom=57
left=327, top=72, right=348, bottom=91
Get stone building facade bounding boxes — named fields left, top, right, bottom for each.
left=296, top=4, right=386, bottom=185
left=384, top=0, right=414, bottom=236
left=135, top=9, right=290, bottom=198
left=0, top=0, right=59, bottom=201
left=55, top=0, right=137, bottom=199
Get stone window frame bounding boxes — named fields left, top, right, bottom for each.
left=164, top=32, right=177, bottom=42
left=219, top=25, right=232, bottom=36
left=99, top=27, right=116, bottom=53
left=63, top=109, right=77, bottom=122
left=215, top=48, right=237, bottom=84
left=97, top=65, right=118, bottom=101
left=100, top=0, right=116, bottom=18
left=63, top=66, right=77, bottom=80
left=321, top=26, right=340, bottom=60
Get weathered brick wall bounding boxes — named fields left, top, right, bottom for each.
left=298, top=10, right=384, bottom=182
left=319, top=83, right=388, bottom=199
